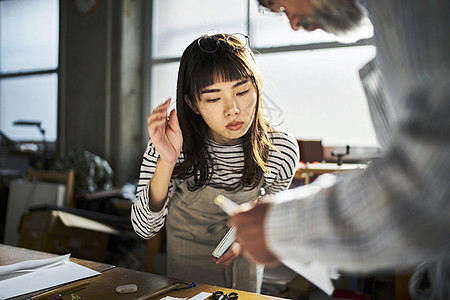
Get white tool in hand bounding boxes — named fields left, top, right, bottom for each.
left=214, top=195, right=240, bottom=216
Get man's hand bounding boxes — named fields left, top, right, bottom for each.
left=229, top=201, right=280, bottom=265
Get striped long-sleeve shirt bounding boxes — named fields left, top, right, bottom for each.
left=131, top=128, right=299, bottom=239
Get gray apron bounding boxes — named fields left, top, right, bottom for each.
left=166, top=181, right=263, bottom=293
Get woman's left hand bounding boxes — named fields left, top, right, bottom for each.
left=211, top=242, right=241, bottom=268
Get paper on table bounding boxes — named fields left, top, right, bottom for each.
left=189, top=292, right=212, bottom=300
left=160, top=292, right=212, bottom=300
left=0, top=254, right=70, bottom=280
left=0, top=254, right=100, bottom=299
left=281, top=259, right=338, bottom=296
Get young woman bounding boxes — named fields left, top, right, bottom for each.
left=131, top=33, right=299, bottom=292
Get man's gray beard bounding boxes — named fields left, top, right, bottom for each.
left=307, top=0, right=367, bottom=35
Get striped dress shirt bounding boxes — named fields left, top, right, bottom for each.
left=264, top=1, right=450, bottom=295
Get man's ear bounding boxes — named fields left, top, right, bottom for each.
left=185, top=95, right=199, bottom=114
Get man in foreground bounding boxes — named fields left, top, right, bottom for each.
left=230, top=0, right=450, bottom=298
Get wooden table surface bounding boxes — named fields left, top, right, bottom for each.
left=1, top=244, right=285, bottom=300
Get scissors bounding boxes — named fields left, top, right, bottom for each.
left=212, top=291, right=239, bottom=300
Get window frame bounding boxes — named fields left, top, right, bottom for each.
left=144, top=0, right=377, bottom=152
left=0, top=0, right=61, bottom=144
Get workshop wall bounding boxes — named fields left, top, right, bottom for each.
left=60, top=0, right=145, bottom=186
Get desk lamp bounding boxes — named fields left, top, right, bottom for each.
left=13, top=120, right=49, bottom=168
left=332, top=145, right=350, bottom=166
left=13, top=120, right=46, bottom=144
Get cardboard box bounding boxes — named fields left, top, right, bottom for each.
left=18, top=209, right=119, bottom=262
left=5, top=180, right=66, bottom=246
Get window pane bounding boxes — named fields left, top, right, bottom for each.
left=151, top=62, right=179, bottom=112
left=152, top=0, right=247, bottom=59
left=256, top=46, right=378, bottom=147
left=250, top=1, right=373, bottom=48
left=0, top=0, right=59, bottom=73
left=0, top=74, right=58, bottom=141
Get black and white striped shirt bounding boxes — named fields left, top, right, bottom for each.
left=131, top=128, right=299, bottom=239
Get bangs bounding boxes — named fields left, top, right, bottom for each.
left=188, top=50, right=254, bottom=101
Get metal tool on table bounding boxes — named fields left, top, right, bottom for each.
left=211, top=290, right=239, bottom=300
left=30, top=280, right=89, bottom=300
left=136, top=281, right=196, bottom=300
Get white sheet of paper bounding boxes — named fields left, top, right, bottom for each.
left=281, top=259, right=336, bottom=296
left=0, top=255, right=100, bottom=299
left=0, top=254, right=70, bottom=280
left=159, top=291, right=212, bottom=300
left=189, top=292, right=212, bottom=300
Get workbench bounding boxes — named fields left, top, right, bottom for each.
left=1, top=244, right=284, bottom=300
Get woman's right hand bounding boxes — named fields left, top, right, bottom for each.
left=147, top=98, right=183, bottom=166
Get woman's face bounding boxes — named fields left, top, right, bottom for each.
left=194, top=77, right=257, bottom=145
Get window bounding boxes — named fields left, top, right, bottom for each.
left=147, top=0, right=378, bottom=147
left=0, top=0, right=59, bottom=142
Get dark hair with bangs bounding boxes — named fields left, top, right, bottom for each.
left=172, top=33, right=276, bottom=191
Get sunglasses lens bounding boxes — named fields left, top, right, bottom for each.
left=198, top=37, right=220, bottom=53
left=227, top=33, right=248, bottom=49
